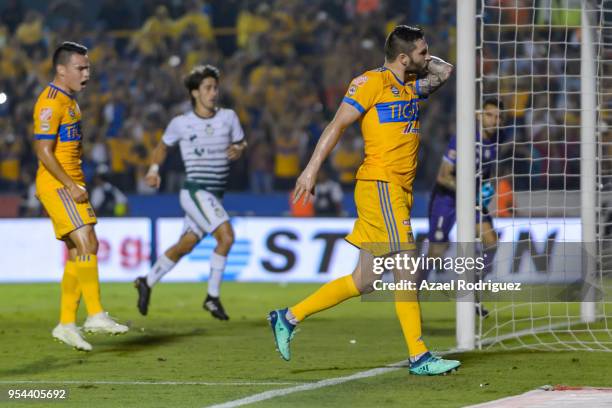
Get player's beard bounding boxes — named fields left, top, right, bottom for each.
left=405, top=58, right=428, bottom=76
left=418, top=60, right=429, bottom=76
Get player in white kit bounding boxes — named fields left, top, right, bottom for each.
left=134, top=65, right=247, bottom=320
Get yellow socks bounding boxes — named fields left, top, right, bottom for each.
left=394, top=292, right=428, bottom=358
left=290, top=275, right=359, bottom=322
left=74, top=254, right=103, bottom=316
left=60, top=260, right=81, bottom=324
left=287, top=273, right=428, bottom=359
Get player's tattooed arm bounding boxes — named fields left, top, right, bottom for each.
left=418, top=56, right=453, bottom=97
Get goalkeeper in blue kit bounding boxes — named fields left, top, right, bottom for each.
left=425, top=98, right=504, bottom=316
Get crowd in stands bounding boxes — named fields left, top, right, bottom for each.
left=0, top=0, right=595, bottom=217
left=481, top=0, right=610, bottom=192
left=0, top=0, right=456, bottom=205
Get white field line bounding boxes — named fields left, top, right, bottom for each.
left=205, top=350, right=458, bottom=408
left=204, top=365, right=405, bottom=408
left=0, top=380, right=302, bottom=386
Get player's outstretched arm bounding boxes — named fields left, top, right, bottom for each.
left=145, top=142, right=169, bottom=189
left=34, top=139, right=88, bottom=203
left=418, top=56, right=453, bottom=97
left=293, top=102, right=361, bottom=204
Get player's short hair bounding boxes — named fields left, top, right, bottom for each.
left=52, top=41, right=88, bottom=72
left=384, top=25, right=425, bottom=61
left=483, top=97, right=504, bottom=111
left=184, top=65, right=220, bottom=107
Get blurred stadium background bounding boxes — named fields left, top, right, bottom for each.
left=0, top=0, right=456, bottom=218
left=0, top=0, right=605, bottom=282
left=0, top=0, right=464, bottom=283
left=0, top=0, right=600, bottom=218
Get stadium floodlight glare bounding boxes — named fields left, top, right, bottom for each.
left=168, top=55, right=181, bottom=67
left=0, top=92, right=7, bottom=105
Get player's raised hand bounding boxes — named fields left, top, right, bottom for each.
left=145, top=172, right=161, bottom=189
left=68, top=183, right=88, bottom=203
left=293, top=168, right=316, bottom=205
left=418, top=56, right=453, bottom=97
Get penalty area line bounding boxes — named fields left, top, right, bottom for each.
left=205, top=350, right=458, bottom=408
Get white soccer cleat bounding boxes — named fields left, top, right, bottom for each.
left=83, top=312, right=129, bottom=335
left=52, top=324, right=92, bottom=351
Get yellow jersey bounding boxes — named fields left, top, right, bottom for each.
left=33, top=83, right=84, bottom=189
left=274, top=136, right=300, bottom=178
left=342, top=68, right=426, bottom=192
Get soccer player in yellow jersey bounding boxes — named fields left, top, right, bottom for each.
left=269, top=26, right=461, bottom=375
left=34, top=42, right=128, bottom=352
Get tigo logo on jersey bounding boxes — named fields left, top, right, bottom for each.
left=375, top=100, right=419, bottom=123
left=58, top=122, right=83, bottom=142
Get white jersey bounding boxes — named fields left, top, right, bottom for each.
left=162, top=108, right=245, bottom=195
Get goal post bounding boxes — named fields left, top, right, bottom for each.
left=580, top=0, right=597, bottom=324
left=456, top=0, right=477, bottom=351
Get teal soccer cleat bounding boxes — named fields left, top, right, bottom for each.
left=408, top=352, right=461, bottom=376
left=268, top=308, right=296, bottom=361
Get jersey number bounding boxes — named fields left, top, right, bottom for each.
left=403, top=122, right=415, bottom=134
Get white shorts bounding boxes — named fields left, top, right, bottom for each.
left=179, top=189, right=230, bottom=239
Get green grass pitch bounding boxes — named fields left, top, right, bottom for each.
left=1, top=282, right=612, bottom=407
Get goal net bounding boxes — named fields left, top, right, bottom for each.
left=474, top=0, right=612, bottom=351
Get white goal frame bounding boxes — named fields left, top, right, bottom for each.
left=455, top=0, right=601, bottom=350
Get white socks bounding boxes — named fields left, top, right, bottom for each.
left=409, top=352, right=428, bottom=364
left=146, top=252, right=226, bottom=296
left=285, top=309, right=299, bottom=326
left=146, top=254, right=176, bottom=287
left=207, top=252, right=227, bottom=297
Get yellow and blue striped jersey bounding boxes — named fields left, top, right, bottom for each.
left=342, top=68, right=427, bottom=192
left=33, top=83, right=84, bottom=188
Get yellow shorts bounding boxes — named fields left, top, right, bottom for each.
left=37, top=187, right=97, bottom=240
left=346, top=180, right=415, bottom=256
